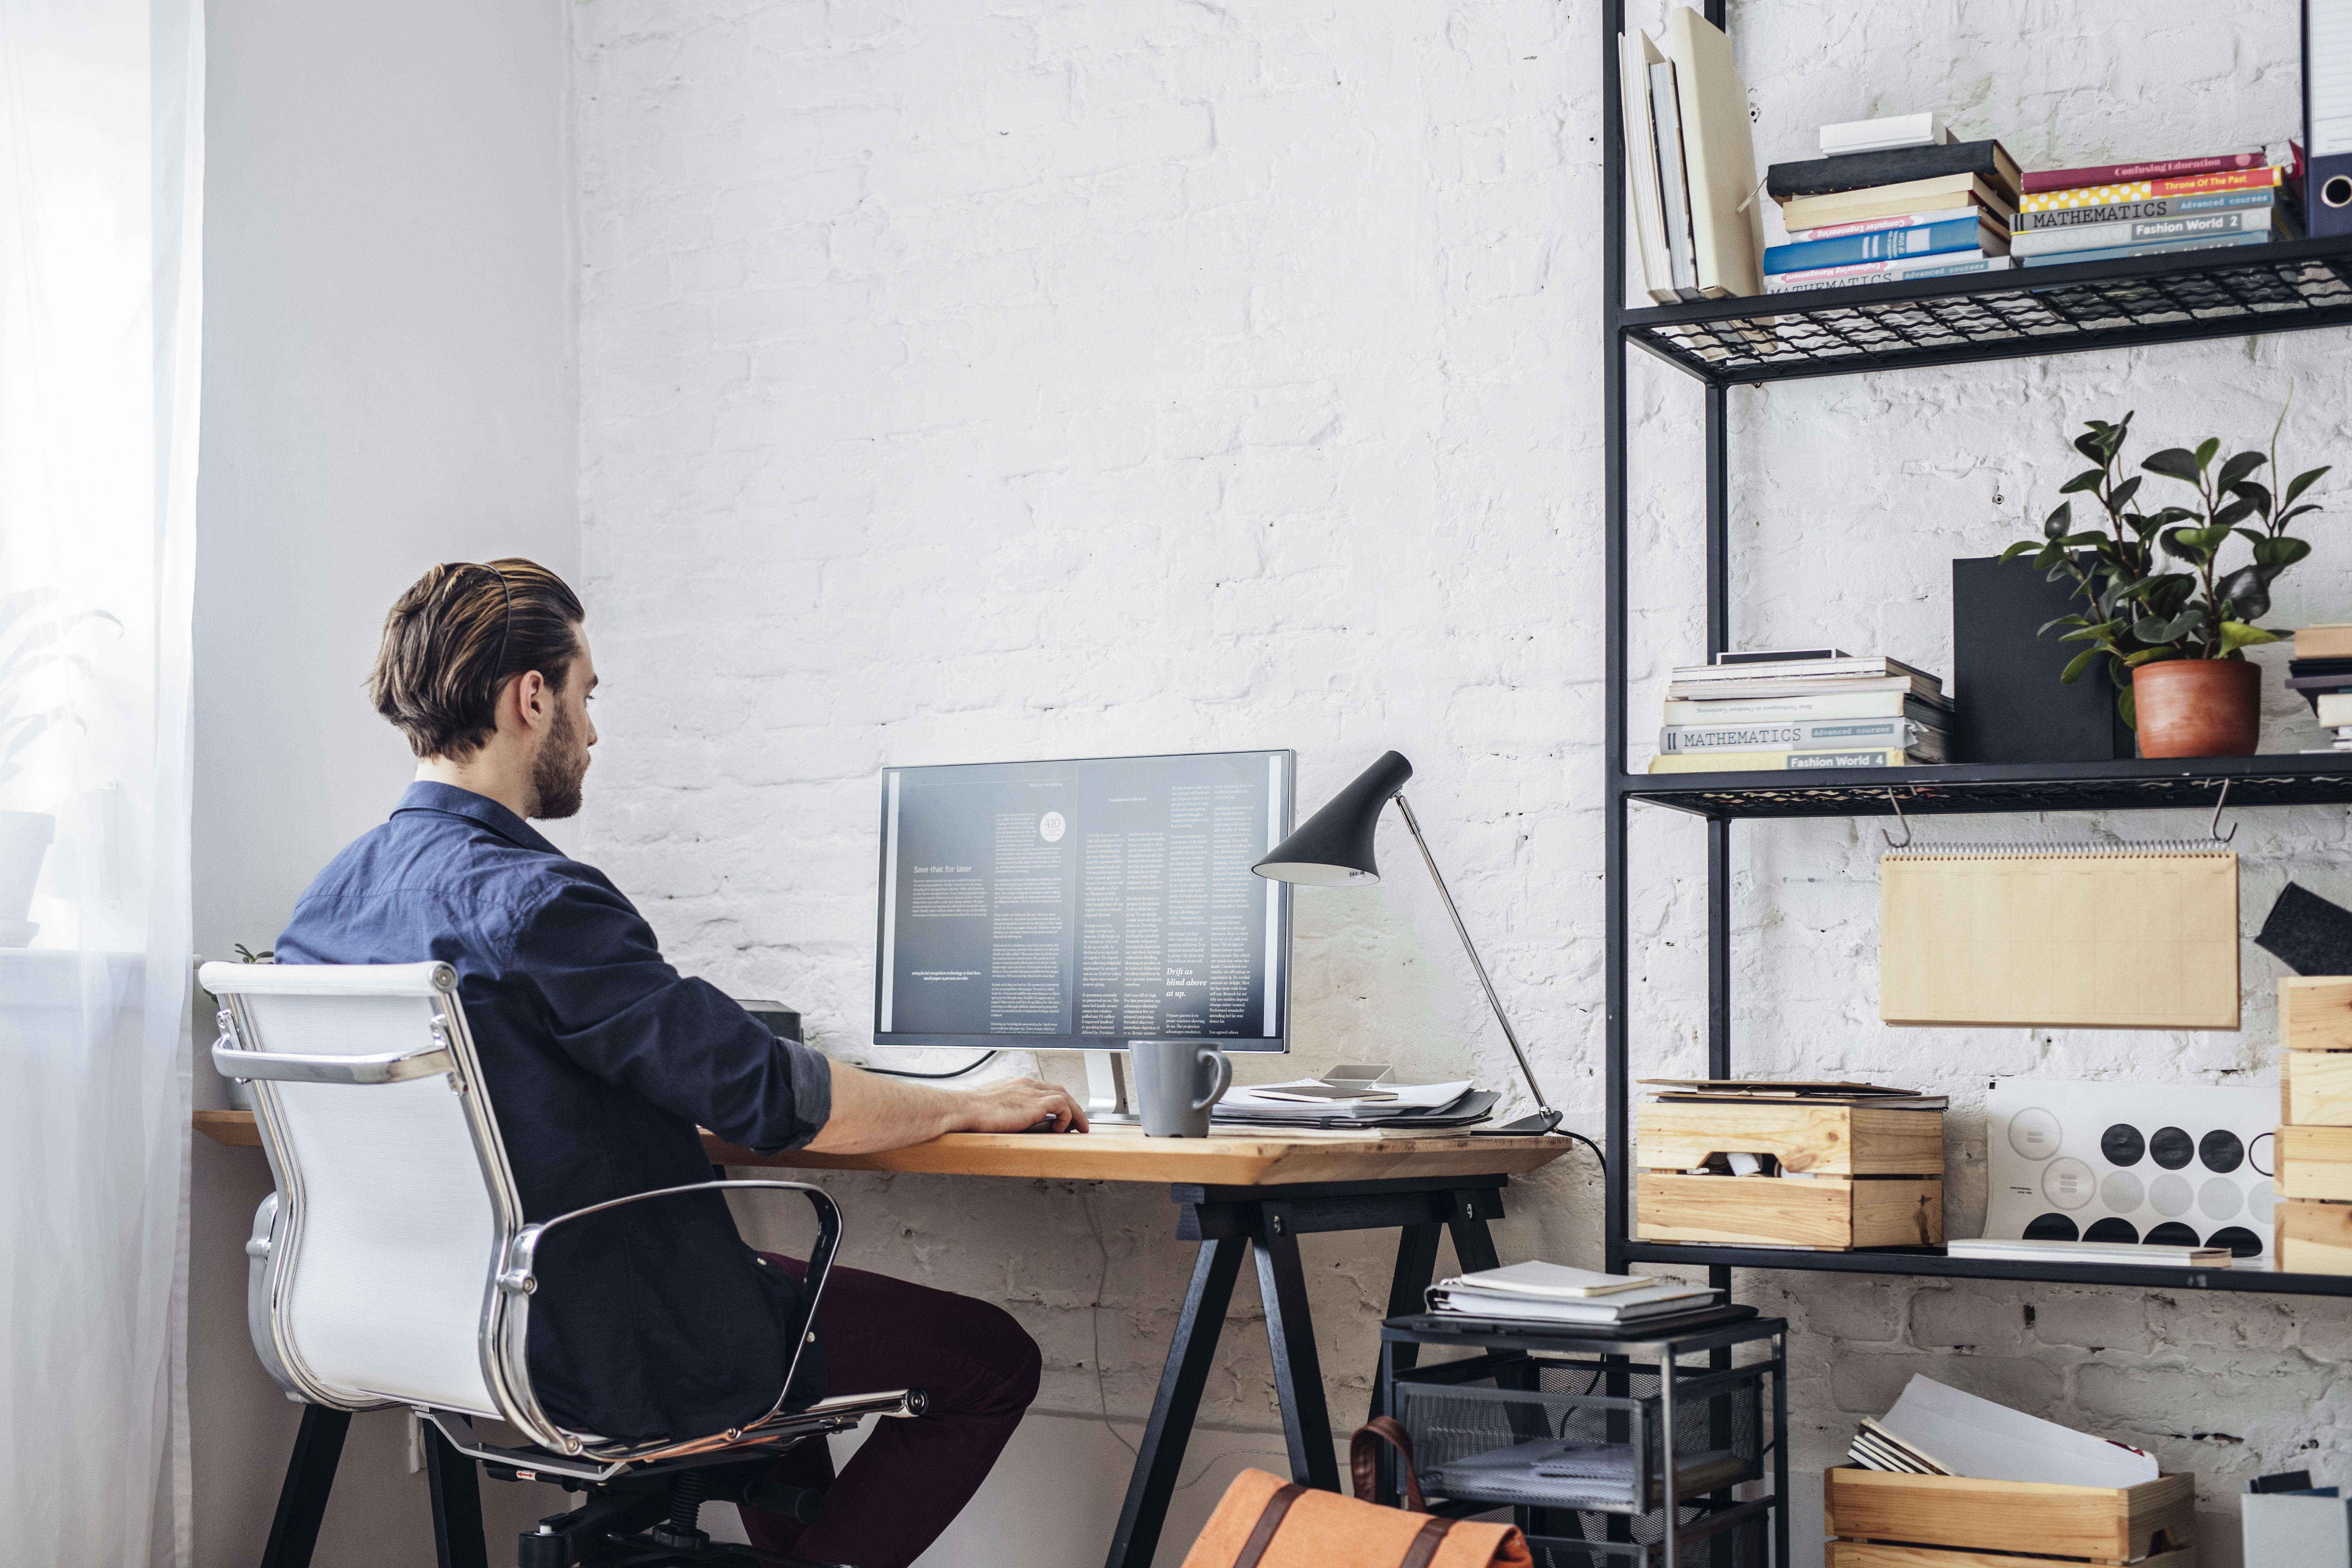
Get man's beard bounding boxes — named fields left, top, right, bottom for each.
left=531, top=703, right=589, bottom=820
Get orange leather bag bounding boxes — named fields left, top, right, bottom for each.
left=1180, top=1420, right=1533, bottom=1568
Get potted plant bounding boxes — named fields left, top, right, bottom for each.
left=2001, top=405, right=2331, bottom=758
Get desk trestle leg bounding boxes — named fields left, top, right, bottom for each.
left=1253, top=1200, right=1340, bottom=1493
left=1104, top=1235, right=1247, bottom=1568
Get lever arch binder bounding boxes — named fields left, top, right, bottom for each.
left=1881, top=845, right=2240, bottom=1029
left=2309, top=0, right=2352, bottom=236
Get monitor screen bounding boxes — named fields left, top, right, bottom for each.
left=873, top=750, right=1294, bottom=1051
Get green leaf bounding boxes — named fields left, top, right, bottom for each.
left=2233, top=478, right=2273, bottom=518
left=2143, top=448, right=2203, bottom=482
left=2038, top=613, right=2091, bottom=636
left=2060, top=531, right=2109, bottom=547
left=2219, top=621, right=2282, bottom=654
left=2125, top=647, right=2177, bottom=667
left=2107, top=475, right=2143, bottom=510
left=2060, top=646, right=2103, bottom=684
left=2285, top=465, right=2332, bottom=508
left=1998, top=540, right=2038, bottom=563
left=2196, top=436, right=2221, bottom=470
left=2217, top=450, right=2267, bottom=489
left=2279, top=504, right=2324, bottom=527
left=2059, top=468, right=2107, bottom=496
left=2214, top=498, right=2259, bottom=528
left=2254, top=536, right=2312, bottom=569
left=2032, top=543, right=2064, bottom=571
left=2058, top=622, right=2119, bottom=643
left=2074, top=430, right=2109, bottom=463
left=2043, top=501, right=2074, bottom=539
left=2158, top=527, right=2206, bottom=563
left=2118, top=685, right=2137, bottom=730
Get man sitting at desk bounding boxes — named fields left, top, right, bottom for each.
left=275, top=559, right=1087, bottom=1568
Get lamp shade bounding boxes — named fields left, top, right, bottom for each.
left=1252, top=751, right=1414, bottom=884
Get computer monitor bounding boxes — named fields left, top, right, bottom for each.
left=873, top=749, right=1294, bottom=1051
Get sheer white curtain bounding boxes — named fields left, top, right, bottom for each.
left=0, top=1, right=203, bottom=1563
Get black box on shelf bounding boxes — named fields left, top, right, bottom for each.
left=1951, top=555, right=2135, bottom=763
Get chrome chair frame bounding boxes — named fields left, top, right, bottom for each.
left=204, top=960, right=919, bottom=1564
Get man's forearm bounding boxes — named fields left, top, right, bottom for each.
left=805, top=1059, right=964, bottom=1153
left=803, top=1057, right=1091, bottom=1152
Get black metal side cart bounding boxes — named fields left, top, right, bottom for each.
left=1377, top=1310, right=1787, bottom=1568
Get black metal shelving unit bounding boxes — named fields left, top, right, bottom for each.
left=1599, top=0, right=2352, bottom=1303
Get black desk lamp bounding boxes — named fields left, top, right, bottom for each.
left=1253, top=751, right=1563, bottom=1136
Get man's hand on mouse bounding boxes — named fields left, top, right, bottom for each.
left=953, top=1076, right=1090, bottom=1135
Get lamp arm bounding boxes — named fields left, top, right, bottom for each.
left=1390, top=793, right=1559, bottom=1129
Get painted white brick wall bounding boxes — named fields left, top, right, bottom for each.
left=573, top=1, right=2352, bottom=1562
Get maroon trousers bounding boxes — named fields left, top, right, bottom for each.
left=743, top=1255, right=1042, bottom=1568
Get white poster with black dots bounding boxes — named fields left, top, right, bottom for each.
left=1984, top=1079, right=2277, bottom=1265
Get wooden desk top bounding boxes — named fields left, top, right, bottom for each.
left=193, top=1110, right=1567, bottom=1187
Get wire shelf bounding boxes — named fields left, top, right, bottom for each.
left=1621, top=238, right=2352, bottom=384
left=1617, top=754, right=2352, bottom=820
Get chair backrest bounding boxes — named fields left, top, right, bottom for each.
left=202, top=961, right=520, bottom=1420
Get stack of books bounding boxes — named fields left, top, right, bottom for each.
left=1760, top=113, right=2019, bottom=295
left=1849, top=1416, right=1952, bottom=1476
left=1647, top=650, right=1953, bottom=774
left=2292, top=625, right=2352, bottom=751
left=2013, top=151, right=2294, bottom=268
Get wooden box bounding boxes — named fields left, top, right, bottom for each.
left=2282, top=975, right=2352, bottom=1054
left=2278, top=1124, right=2352, bottom=1201
left=2278, top=1196, right=2352, bottom=1275
left=2284, top=1046, right=2352, bottom=1126
left=1823, top=1466, right=2196, bottom=1565
left=1636, top=1100, right=1943, bottom=1250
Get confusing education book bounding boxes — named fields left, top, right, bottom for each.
left=2020, top=150, right=2266, bottom=193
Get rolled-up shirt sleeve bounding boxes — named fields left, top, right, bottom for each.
left=508, top=872, right=833, bottom=1153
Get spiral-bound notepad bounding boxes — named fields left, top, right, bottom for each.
left=1880, top=845, right=2239, bottom=1029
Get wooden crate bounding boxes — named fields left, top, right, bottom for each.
left=1636, top=1099, right=1944, bottom=1176
left=2278, top=1124, right=2352, bottom=1201
left=1636, top=1100, right=1942, bottom=1249
left=1823, top=1467, right=2196, bottom=1564
left=2278, top=1196, right=2352, bottom=1274
left=1637, top=1172, right=1942, bottom=1249
left=2284, top=1047, right=2352, bottom=1126
left=1828, top=1545, right=2197, bottom=1568
left=2282, top=975, right=2352, bottom=1053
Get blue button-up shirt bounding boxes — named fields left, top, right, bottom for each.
left=275, top=782, right=834, bottom=1441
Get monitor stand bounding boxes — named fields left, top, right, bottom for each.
left=1085, top=1051, right=1139, bottom=1124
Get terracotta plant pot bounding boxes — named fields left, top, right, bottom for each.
left=2130, top=658, right=2262, bottom=758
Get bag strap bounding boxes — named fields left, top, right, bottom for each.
left=1232, top=1482, right=1306, bottom=1568
left=1350, top=1416, right=1428, bottom=1513
left=1398, top=1516, right=1457, bottom=1568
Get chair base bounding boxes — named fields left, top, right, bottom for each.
left=511, top=1457, right=846, bottom=1568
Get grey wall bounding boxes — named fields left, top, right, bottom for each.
left=192, top=0, right=576, bottom=1559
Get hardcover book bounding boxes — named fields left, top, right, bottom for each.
left=1788, top=205, right=1994, bottom=243
left=1764, top=255, right=2013, bottom=293
left=2021, top=150, right=2265, bottom=193
left=1767, top=138, right=2020, bottom=202
left=2020, top=232, right=2271, bottom=267
left=1764, top=214, right=1998, bottom=273
left=2011, top=207, right=2272, bottom=256
left=1646, top=746, right=1920, bottom=774
left=2018, top=166, right=2282, bottom=211
left=2010, top=187, right=2275, bottom=233
left=1779, top=174, right=2014, bottom=230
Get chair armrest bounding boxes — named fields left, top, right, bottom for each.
left=211, top=1040, right=456, bottom=1086
left=498, top=1179, right=844, bottom=1433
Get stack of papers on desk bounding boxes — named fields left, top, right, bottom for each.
left=1427, top=1261, right=1721, bottom=1325
left=1214, top=1078, right=1490, bottom=1128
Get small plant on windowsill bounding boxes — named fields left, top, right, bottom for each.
left=2000, top=401, right=2333, bottom=758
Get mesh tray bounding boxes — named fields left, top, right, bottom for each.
left=1396, top=1357, right=1762, bottom=1515
left=1523, top=1497, right=1770, bottom=1568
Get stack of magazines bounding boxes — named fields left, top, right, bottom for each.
left=1426, top=1261, right=1721, bottom=1327
left=1426, top=1437, right=1643, bottom=1510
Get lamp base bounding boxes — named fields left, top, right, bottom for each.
left=1478, top=1108, right=1563, bottom=1136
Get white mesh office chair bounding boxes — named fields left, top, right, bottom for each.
left=203, top=960, right=919, bottom=1568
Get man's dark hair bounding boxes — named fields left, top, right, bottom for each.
left=369, top=559, right=585, bottom=761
